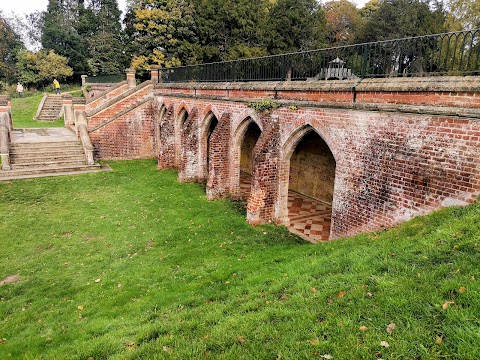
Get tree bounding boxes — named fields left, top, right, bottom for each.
left=323, top=0, right=361, bottom=46
left=81, top=0, right=126, bottom=74
left=16, top=49, right=73, bottom=88
left=191, top=0, right=269, bottom=62
left=445, top=0, right=480, bottom=31
left=41, top=0, right=89, bottom=75
left=358, top=0, right=446, bottom=42
left=127, top=0, right=198, bottom=69
left=0, top=12, right=24, bottom=84
left=265, top=0, right=326, bottom=54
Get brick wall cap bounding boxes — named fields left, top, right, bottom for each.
left=0, top=95, right=10, bottom=106
left=356, top=76, right=480, bottom=92
left=157, top=76, right=480, bottom=93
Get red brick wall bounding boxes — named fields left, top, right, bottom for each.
left=154, top=85, right=480, bottom=239
left=88, top=101, right=155, bottom=160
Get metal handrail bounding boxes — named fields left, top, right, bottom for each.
left=160, top=29, right=480, bottom=83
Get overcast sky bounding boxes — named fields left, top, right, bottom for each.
left=1, top=0, right=128, bottom=17
left=1, top=0, right=369, bottom=17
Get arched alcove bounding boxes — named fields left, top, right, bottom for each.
left=199, top=112, right=219, bottom=182
left=237, top=121, right=262, bottom=199
left=278, top=126, right=336, bottom=242
left=175, top=108, right=189, bottom=168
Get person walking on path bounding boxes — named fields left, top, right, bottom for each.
left=53, top=78, right=60, bottom=94
left=16, top=82, right=24, bottom=97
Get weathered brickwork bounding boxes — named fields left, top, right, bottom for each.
left=88, top=102, right=155, bottom=160
left=154, top=80, right=480, bottom=239
left=82, top=75, right=479, bottom=240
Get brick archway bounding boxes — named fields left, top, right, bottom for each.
left=175, top=105, right=189, bottom=168
left=198, top=110, right=219, bottom=182
left=231, top=115, right=263, bottom=198
left=277, top=123, right=337, bottom=241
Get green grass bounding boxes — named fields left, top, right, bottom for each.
left=10, top=94, right=64, bottom=129
left=0, top=160, right=479, bottom=359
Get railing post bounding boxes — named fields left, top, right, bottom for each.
left=362, top=44, right=368, bottom=79
left=81, top=75, right=88, bottom=87
left=150, top=65, right=161, bottom=86
left=62, top=94, right=74, bottom=127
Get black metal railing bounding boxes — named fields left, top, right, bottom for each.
left=86, top=74, right=126, bottom=84
left=160, top=29, right=480, bottom=83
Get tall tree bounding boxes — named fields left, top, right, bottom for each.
left=265, top=0, right=326, bottom=54
left=127, top=0, right=198, bottom=69
left=323, top=0, right=361, bottom=46
left=358, top=0, right=446, bottom=42
left=191, top=0, right=269, bottom=62
left=81, top=0, right=126, bottom=74
left=0, top=12, right=24, bottom=84
left=41, top=0, right=89, bottom=75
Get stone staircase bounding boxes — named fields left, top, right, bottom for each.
left=36, top=95, right=63, bottom=121
left=0, top=128, right=106, bottom=181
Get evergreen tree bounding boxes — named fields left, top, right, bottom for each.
left=191, top=0, right=269, bottom=62
left=82, top=0, right=126, bottom=74
left=358, top=0, right=446, bottom=42
left=265, top=0, right=326, bottom=54
left=41, top=0, right=89, bottom=75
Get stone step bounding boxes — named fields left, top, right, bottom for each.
left=11, top=159, right=88, bottom=169
left=0, top=164, right=110, bottom=181
left=0, top=164, right=103, bottom=179
left=10, top=153, right=86, bottom=164
left=10, top=140, right=82, bottom=149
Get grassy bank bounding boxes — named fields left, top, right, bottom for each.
left=0, top=160, right=479, bottom=359
left=10, top=94, right=64, bottom=128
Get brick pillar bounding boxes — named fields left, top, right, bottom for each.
left=178, top=107, right=199, bottom=182
left=62, top=94, right=74, bottom=127
left=158, top=105, right=176, bottom=169
left=206, top=112, right=232, bottom=200
left=247, top=114, right=281, bottom=225
left=81, top=75, right=88, bottom=87
left=125, top=68, right=136, bottom=88
left=150, top=65, right=161, bottom=86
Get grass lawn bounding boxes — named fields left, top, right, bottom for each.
left=0, top=160, right=479, bottom=359
left=10, top=94, right=64, bottom=129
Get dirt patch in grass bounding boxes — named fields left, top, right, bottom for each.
left=0, top=275, right=19, bottom=286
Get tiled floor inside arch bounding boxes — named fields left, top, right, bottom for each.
left=239, top=172, right=332, bottom=242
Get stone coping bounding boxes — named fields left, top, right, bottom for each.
left=157, top=76, right=480, bottom=93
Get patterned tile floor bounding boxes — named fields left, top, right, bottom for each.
left=239, top=172, right=332, bottom=242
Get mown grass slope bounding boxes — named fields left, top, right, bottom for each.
left=0, top=160, right=479, bottom=359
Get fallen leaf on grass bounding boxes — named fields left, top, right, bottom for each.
left=359, top=326, right=368, bottom=331
left=442, top=301, right=455, bottom=309
left=310, top=287, right=318, bottom=293
left=320, top=354, right=333, bottom=359
left=336, top=291, right=345, bottom=298
left=237, top=336, right=247, bottom=345
left=380, top=341, right=390, bottom=348
left=308, top=339, right=319, bottom=346
left=386, top=323, right=396, bottom=334
left=77, top=305, right=84, bottom=311
left=459, top=287, right=466, bottom=293
left=0, top=338, right=6, bottom=344
left=95, top=278, right=101, bottom=283
left=127, top=342, right=136, bottom=350
left=162, top=346, right=172, bottom=352
left=436, top=336, right=442, bottom=345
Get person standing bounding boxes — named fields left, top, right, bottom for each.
left=16, top=82, right=24, bottom=97
left=53, top=78, right=60, bottom=94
